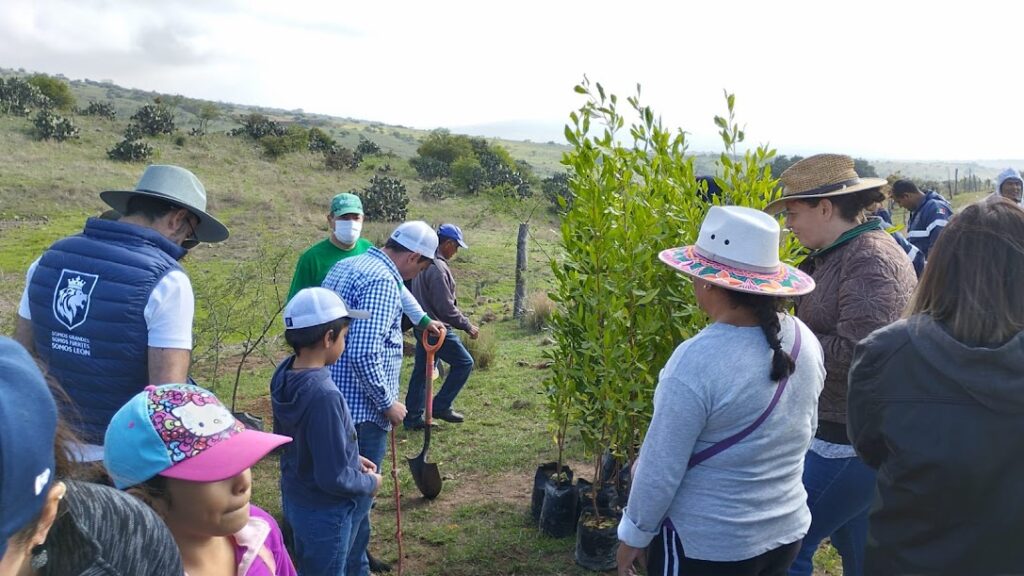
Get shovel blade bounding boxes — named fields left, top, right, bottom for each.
left=407, top=453, right=443, bottom=499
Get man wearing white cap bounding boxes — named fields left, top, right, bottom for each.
left=13, top=164, right=228, bottom=461
left=320, top=220, right=443, bottom=576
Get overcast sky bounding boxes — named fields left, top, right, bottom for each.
left=2, top=0, right=1020, bottom=160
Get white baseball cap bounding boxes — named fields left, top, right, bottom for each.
left=389, top=221, right=438, bottom=260
left=284, top=287, right=370, bottom=330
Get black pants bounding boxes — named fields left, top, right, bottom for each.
left=647, top=523, right=801, bottom=576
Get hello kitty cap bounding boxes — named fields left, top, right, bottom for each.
left=104, top=384, right=291, bottom=489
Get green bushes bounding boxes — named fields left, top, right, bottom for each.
left=26, top=74, right=75, bottom=111
left=324, top=146, right=358, bottom=170
left=546, top=80, right=786, bottom=475
left=80, top=101, right=117, bottom=120
left=130, top=101, right=175, bottom=136
left=308, top=127, right=336, bottom=153
left=412, top=129, right=535, bottom=198
left=0, top=77, right=50, bottom=116
left=33, top=109, right=79, bottom=141
left=260, top=126, right=309, bottom=158
left=359, top=175, right=409, bottom=221
left=107, top=137, right=154, bottom=162
left=420, top=180, right=456, bottom=200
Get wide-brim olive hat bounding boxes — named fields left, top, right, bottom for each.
left=764, top=154, right=888, bottom=215
left=100, top=165, right=229, bottom=243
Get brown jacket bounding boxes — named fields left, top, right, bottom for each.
left=796, top=228, right=917, bottom=426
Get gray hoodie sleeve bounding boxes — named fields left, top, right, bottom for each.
left=412, top=259, right=472, bottom=332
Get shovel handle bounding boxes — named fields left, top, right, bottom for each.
left=422, top=325, right=447, bottom=353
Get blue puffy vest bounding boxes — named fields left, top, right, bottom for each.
left=27, top=218, right=186, bottom=443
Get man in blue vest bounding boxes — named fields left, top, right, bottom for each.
left=890, top=179, right=953, bottom=264
left=13, top=165, right=229, bottom=461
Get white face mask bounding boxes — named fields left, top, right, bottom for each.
left=334, top=219, right=363, bottom=245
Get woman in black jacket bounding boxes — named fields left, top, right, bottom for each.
left=848, top=199, right=1024, bottom=575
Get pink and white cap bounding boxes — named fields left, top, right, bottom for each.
left=104, top=384, right=291, bottom=489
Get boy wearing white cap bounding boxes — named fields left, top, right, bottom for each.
left=320, top=220, right=443, bottom=575
left=272, top=288, right=382, bottom=574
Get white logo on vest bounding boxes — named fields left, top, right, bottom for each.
left=52, top=270, right=99, bottom=331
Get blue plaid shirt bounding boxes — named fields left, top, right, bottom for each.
left=322, top=247, right=405, bottom=430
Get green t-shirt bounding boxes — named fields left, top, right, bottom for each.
left=288, top=237, right=373, bottom=299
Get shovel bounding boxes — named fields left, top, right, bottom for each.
left=408, top=326, right=446, bottom=499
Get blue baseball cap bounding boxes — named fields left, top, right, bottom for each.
left=0, top=337, right=58, bottom=557
left=437, top=223, right=468, bottom=248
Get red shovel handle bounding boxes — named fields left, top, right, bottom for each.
left=422, top=326, right=447, bottom=353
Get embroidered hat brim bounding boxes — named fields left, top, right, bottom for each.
left=659, top=245, right=815, bottom=296
left=160, top=428, right=291, bottom=483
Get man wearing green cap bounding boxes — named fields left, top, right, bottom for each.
left=288, top=195, right=434, bottom=336
left=288, top=193, right=372, bottom=299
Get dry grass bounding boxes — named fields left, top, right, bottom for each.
left=522, top=290, right=555, bottom=332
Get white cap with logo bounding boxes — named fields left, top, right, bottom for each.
left=389, top=221, right=438, bottom=260
left=284, top=287, right=370, bottom=330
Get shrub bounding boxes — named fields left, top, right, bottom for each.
left=260, top=126, right=309, bottom=159
left=360, top=175, right=409, bottom=221
left=130, top=101, right=175, bottom=136
left=236, top=113, right=284, bottom=139
left=108, top=137, right=153, bottom=162
left=409, top=156, right=450, bottom=180
left=420, top=180, right=456, bottom=200
left=451, top=156, right=486, bottom=194
left=463, top=326, right=496, bottom=370
left=308, top=127, right=336, bottom=153
left=355, top=135, right=382, bottom=159
left=547, top=81, right=789, bottom=475
left=542, top=172, right=573, bottom=212
left=26, top=74, right=75, bottom=110
left=324, top=146, right=359, bottom=170
left=174, top=134, right=187, bottom=147
left=0, top=77, right=50, bottom=116
left=33, top=109, right=79, bottom=141
left=522, top=292, right=554, bottom=332
left=80, top=101, right=117, bottom=119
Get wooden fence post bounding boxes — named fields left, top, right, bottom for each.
left=513, top=223, right=528, bottom=319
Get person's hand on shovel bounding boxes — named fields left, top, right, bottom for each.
left=425, top=320, right=446, bottom=337
left=384, top=401, right=408, bottom=426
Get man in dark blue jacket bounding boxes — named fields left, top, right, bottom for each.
left=891, top=179, right=953, bottom=263
left=13, top=165, right=228, bottom=458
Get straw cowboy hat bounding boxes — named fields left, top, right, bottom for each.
left=763, top=154, right=888, bottom=215
left=659, top=206, right=815, bottom=296
left=100, top=164, right=229, bottom=243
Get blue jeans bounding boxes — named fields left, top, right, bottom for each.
left=404, top=328, right=474, bottom=422
left=789, top=450, right=876, bottom=576
left=283, top=497, right=358, bottom=575
left=348, top=422, right=387, bottom=576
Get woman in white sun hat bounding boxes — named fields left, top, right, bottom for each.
left=617, top=205, right=825, bottom=576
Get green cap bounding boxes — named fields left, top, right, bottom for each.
left=330, top=193, right=363, bottom=216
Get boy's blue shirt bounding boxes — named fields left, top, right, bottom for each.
left=270, top=355, right=377, bottom=507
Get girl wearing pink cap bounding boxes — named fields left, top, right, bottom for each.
left=104, top=384, right=296, bottom=576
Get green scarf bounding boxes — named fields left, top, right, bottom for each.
left=808, top=217, right=885, bottom=259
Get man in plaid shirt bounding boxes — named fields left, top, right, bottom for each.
left=321, top=220, right=443, bottom=576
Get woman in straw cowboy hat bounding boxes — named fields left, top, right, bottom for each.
left=617, top=206, right=825, bottom=576
left=848, top=200, right=1024, bottom=575
left=763, top=154, right=917, bottom=576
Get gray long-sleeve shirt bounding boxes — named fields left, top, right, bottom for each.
left=618, top=316, right=825, bottom=561
left=410, top=252, right=472, bottom=332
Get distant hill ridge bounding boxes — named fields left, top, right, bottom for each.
left=2, top=67, right=1020, bottom=182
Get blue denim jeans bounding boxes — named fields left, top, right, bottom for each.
left=789, top=450, right=876, bottom=576
left=283, top=497, right=358, bottom=575
left=348, top=422, right=388, bottom=576
left=404, top=328, right=474, bottom=423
